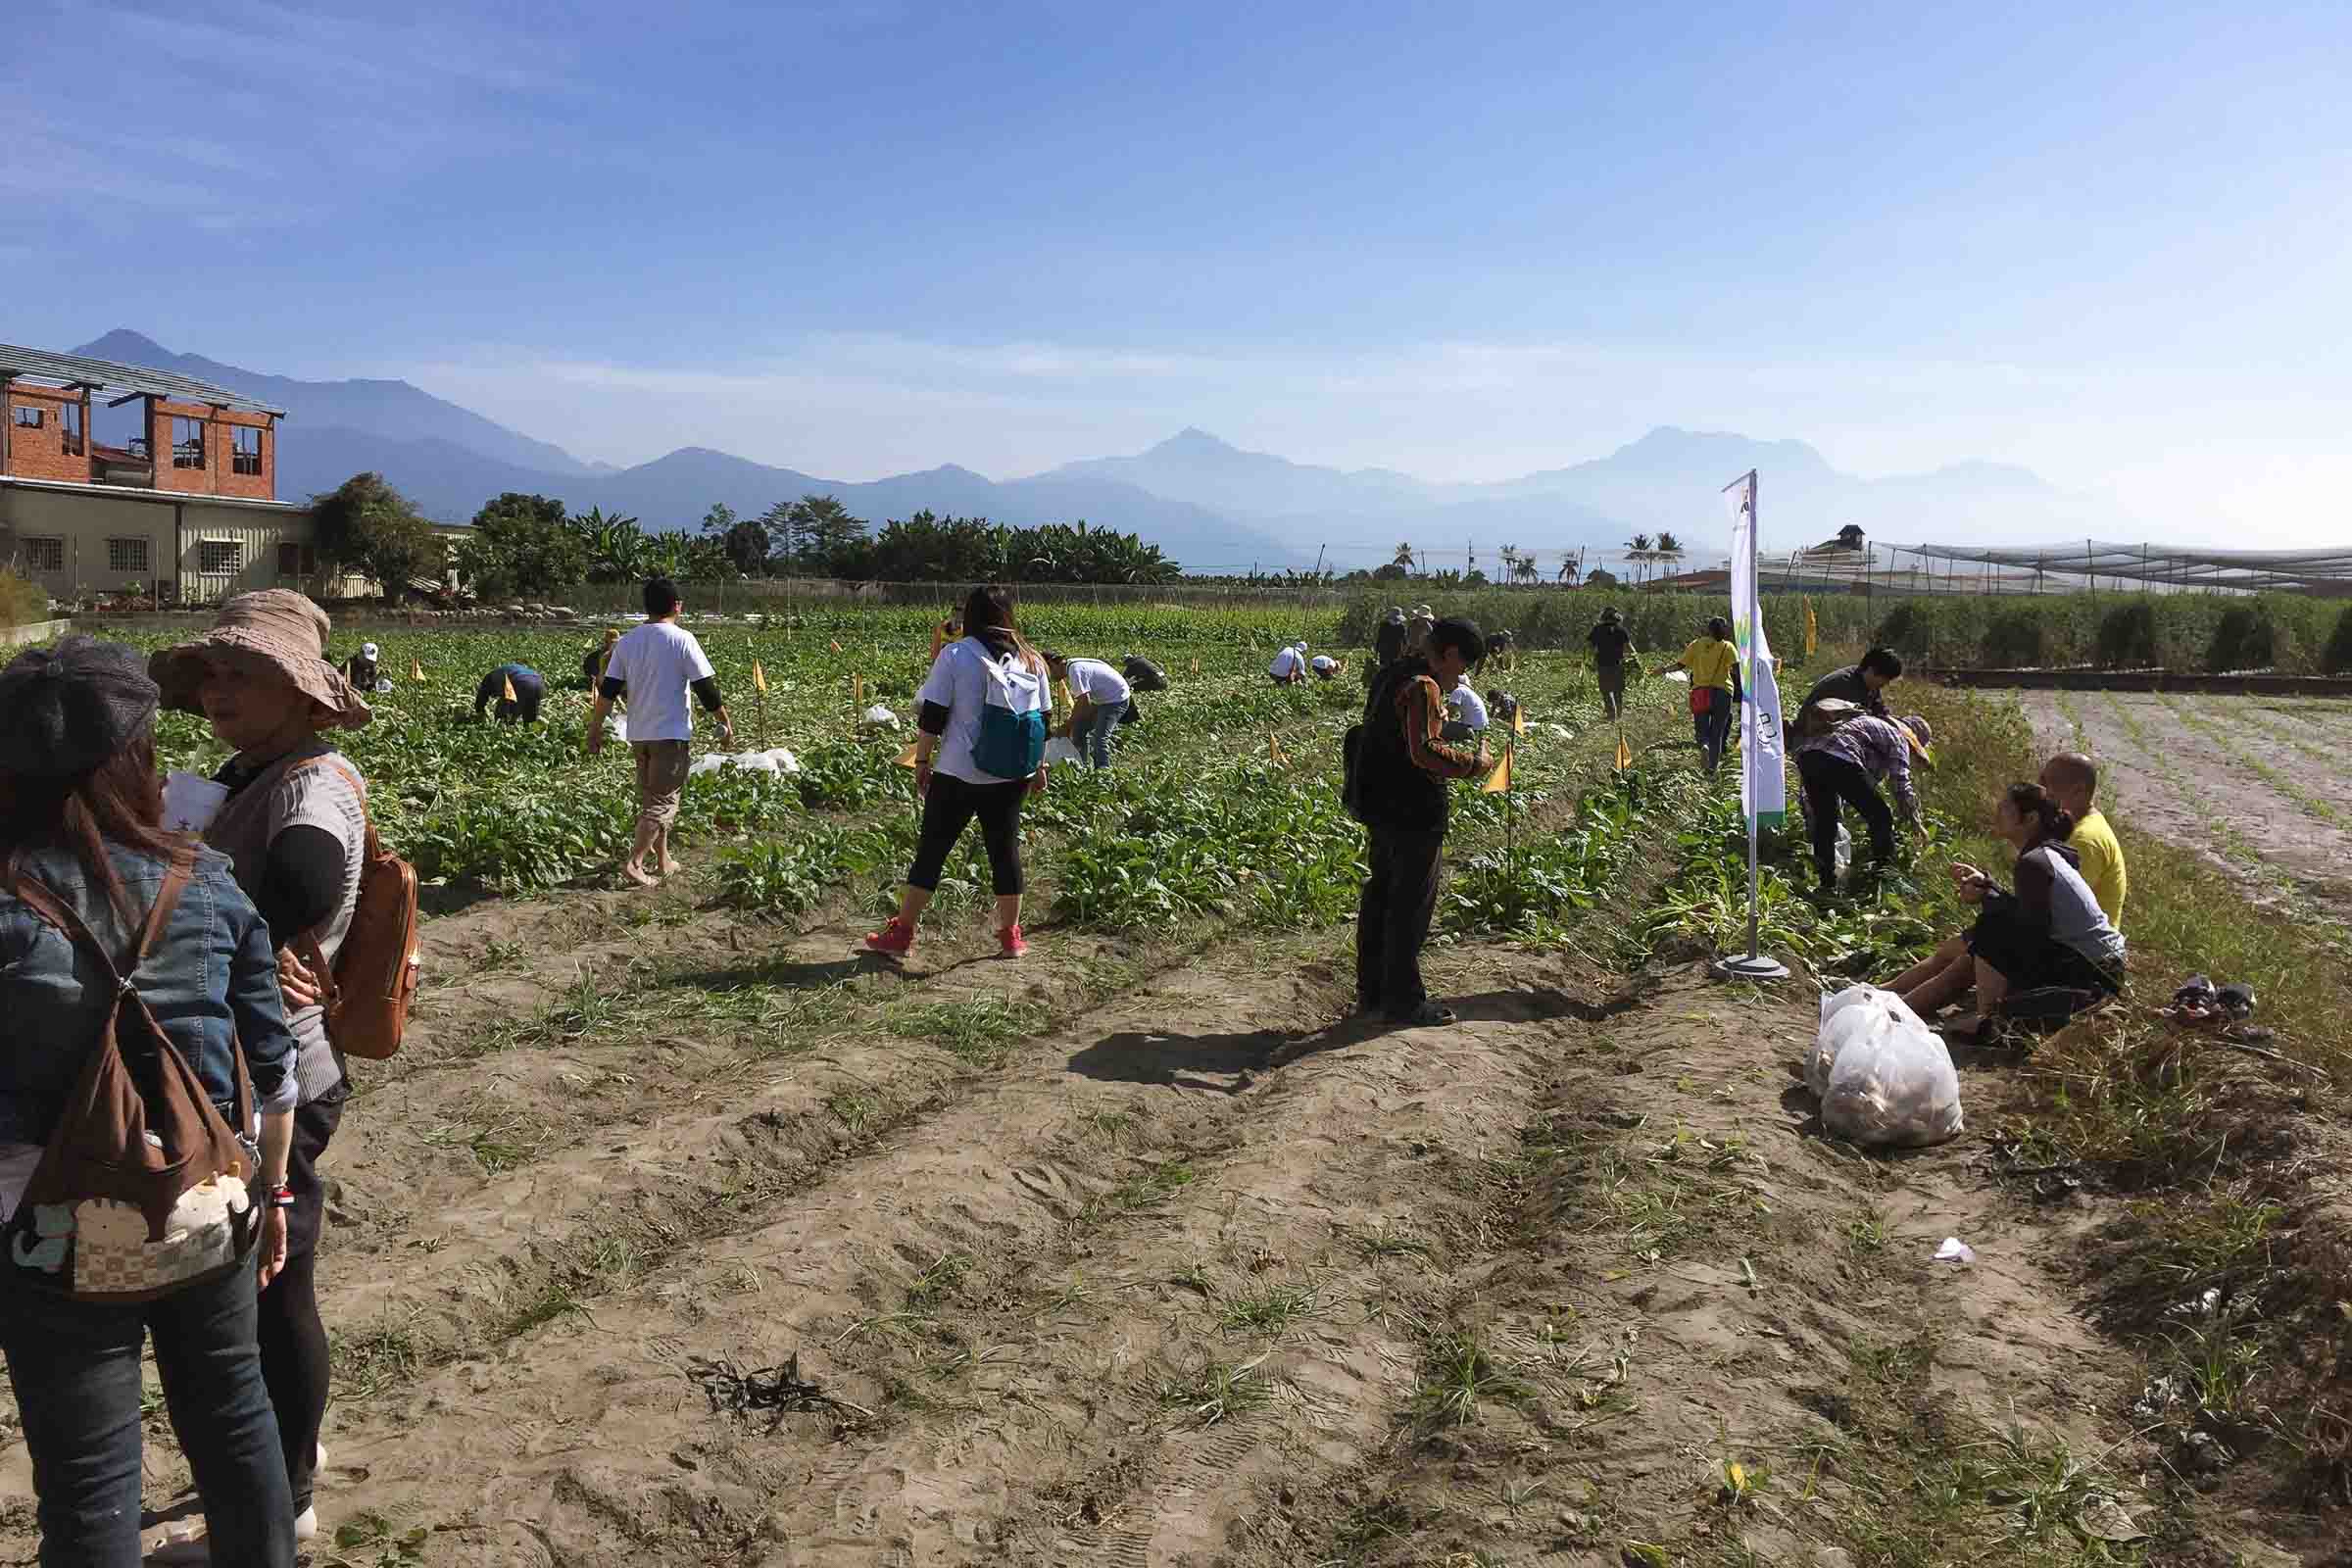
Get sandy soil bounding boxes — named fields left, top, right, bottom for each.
left=0, top=865, right=2326, bottom=1564
left=2014, top=688, right=2352, bottom=920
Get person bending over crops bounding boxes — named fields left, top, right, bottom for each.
left=1795, top=646, right=1901, bottom=735
left=340, top=642, right=379, bottom=690
left=1267, top=641, right=1309, bottom=685
left=473, top=662, right=546, bottom=724
left=1588, top=608, right=1638, bottom=720
left=1888, top=782, right=2124, bottom=1039
left=2039, top=752, right=2125, bottom=926
left=1311, top=652, right=1346, bottom=681
left=587, top=579, right=733, bottom=888
left=1043, top=651, right=1131, bottom=770
left=1441, top=676, right=1489, bottom=743
left=866, top=584, right=1052, bottom=961
left=1656, top=617, right=1743, bottom=773
left=150, top=589, right=376, bottom=1555
left=1351, top=615, right=1491, bottom=1027
left=0, top=637, right=303, bottom=1567
left=1793, top=710, right=1929, bottom=895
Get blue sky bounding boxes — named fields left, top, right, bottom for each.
left=6, top=1, right=2348, bottom=541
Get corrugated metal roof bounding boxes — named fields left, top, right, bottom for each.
left=0, top=344, right=285, bottom=416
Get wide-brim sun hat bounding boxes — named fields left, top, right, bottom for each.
left=0, top=636, right=162, bottom=778
left=1897, top=713, right=1935, bottom=764
left=150, top=589, right=371, bottom=729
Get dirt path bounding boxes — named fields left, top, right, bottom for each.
left=2012, top=688, right=2352, bottom=920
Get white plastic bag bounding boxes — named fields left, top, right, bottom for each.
left=1043, top=737, right=1084, bottom=766
left=1809, top=985, right=1964, bottom=1148
left=1834, top=824, right=1852, bottom=879
left=689, top=748, right=801, bottom=777
left=862, top=704, right=900, bottom=726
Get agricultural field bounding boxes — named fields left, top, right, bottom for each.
left=1, top=607, right=2346, bottom=1567
left=2016, top=687, right=2352, bottom=926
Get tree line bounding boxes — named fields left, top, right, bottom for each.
left=308, top=473, right=1182, bottom=599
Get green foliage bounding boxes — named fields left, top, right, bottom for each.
left=0, top=567, right=47, bottom=626
left=455, top=493, right=587, bottom=600
left=2205, top=604, right=2275, bottom=672
left=2095, top=600, right=2157, bottom=667
left=2327, top=606, right=2352, bottom=675
left=310, top=471, right=441, bottom=595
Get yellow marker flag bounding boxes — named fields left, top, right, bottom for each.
left=1803, top=597, right=1818, bottom=659
left=501, top=672, right=517, bottom=703
left=753, top=660, right=767, bottom=694
left=853, top=673, right=865, bottom=705
left=1512, top=702, right=1526, bottom=736
left=1614, top=728, right=1634, bottom=772
left=1269, top=733, right=1288, bottom=766
left=1189, top=657, right=1200, bottom=675
left=410, top=659, right=424, bottom=682
left=1482, top=746, right=1512, bottom=794
left=893, top=739, right=921, bottom=768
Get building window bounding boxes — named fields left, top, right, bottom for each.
left=23, top=537, right=65, bottom=572
left=108, top=538, right=150, bottom=573
left=198, top=539, right=242, bottom=574
left=61, top=401, right=83, bottom=457
left=172, top=416, right=207, bottom=469
left=13, top=406, right=42, bottom=429
left=232, top=425, right=263, bottom=476
left=276, top=542, right=318, bottom=576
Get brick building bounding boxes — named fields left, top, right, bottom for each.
left=1, top=342, right=326, bottom=605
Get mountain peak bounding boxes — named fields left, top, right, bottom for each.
left=74, top=328, right=174, bottom=366
left=1152, top=426, right=1238, bottom=455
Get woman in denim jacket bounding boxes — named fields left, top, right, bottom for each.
left=0, top=637, right=300, bottom=1567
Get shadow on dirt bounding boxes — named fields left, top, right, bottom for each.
left=1066, top=1027, right=1287, bottom=1092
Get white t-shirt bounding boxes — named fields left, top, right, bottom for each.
left=1268, top=646, right=1306, bottom=679
left=1446, top=681, right=1490, bottom=730
left=605, top=620, right=715, bottom=743
left=918, top=637, right=1054, bottom=785
left=1310, top=655, right=1339, bottom=674
left=1061, top=657, right=1131, bottom=706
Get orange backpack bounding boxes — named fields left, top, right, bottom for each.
left=290, top=759, right=419, bottom=1061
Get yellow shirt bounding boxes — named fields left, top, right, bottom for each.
left=2070, top=808, right=2127, bottom=926
left=1682, top=638, right=1739, bottom=692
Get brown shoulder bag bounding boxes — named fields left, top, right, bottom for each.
left=4, top=854, right=261, bottom=1302
left=287, top=757, right=420, bottom=1062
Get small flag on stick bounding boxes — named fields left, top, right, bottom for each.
left=1189, top=658, right=1200, bottom=675
left=853, top=673, right=864, bottom=705
left=1482, top=746, right=1512, bottom=794
left=894, top=739, right=921, bottom=768
left=1803, top=598, right=1818, bottom=659
left=1512, top=702, right=1526, bottom=737
left=410, top=659, right=425, bottom=682
left=501, top=672, right=518, bottom=703
left=1614, top=726, right=1634, bottom=772
left=1269, top=733, right=1288, bottom=766
left=753, top=661, right=767, bottom=693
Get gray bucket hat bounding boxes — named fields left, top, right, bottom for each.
left=0, top=636, right=162, bottom=778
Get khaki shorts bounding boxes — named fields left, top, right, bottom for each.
left=632, top=739, right=691, bottom=828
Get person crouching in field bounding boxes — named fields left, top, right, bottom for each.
left=1311, top=652, right=1346, bottom=681
left=867, top=585, right=1053, bottom=961
left=587, top=578, right=733, bottom=888
left=1351, top=616, right=1491, bottom=1027
left=1889, top=782, right=2125, bottom=1039
left=1793, top=710, right=1929, bottom=894
left=1043, top=651, right=1131, bottom=770
left=473, top=662, right=545, bottom=724
left=1268, top=641, right=1309, bottom=685
left=341, top=641, right=380, bottom=690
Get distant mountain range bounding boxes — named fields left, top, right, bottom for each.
left=73, top=330, right=2137, bottom=573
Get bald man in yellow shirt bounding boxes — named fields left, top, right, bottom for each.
left=2042, top=752, right=2126, bottom=926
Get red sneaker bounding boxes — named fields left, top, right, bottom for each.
left=864, top=917, right=915, bottom=957
left=998, top=924, right=1028, bottom=959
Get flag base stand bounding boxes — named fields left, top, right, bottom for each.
left=1712, top=953, right=1789, bottom=982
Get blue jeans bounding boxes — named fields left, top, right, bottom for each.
left=1, top=1258, right=294, bottom=1567
left=1693, top=696, right=1735, bottom=773
left=1075, top=700, right=1128, bottom=768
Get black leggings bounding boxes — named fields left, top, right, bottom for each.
left=907, top=770, right=1027, bottom=895
left=258, top=1093, right=342, bottom=1511
left=1797, top=749, right=1893, bottom=888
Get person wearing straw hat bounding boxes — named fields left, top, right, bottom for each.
left=1791, top=708, right=1931, bottom=896
left=148, top=589, right=374, bottom=1553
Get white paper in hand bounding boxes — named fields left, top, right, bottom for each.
left=162, top=771, right=228, bottom=835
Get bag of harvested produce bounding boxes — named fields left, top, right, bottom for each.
left=1808, top=986, right=1963, bottom=1148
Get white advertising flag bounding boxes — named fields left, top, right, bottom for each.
left=1725, top=471, right=1787, bottom=830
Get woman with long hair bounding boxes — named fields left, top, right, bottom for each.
left=1891, top=781, right=2125, bottom=1038
left=866, top=584, right=1052, bottom=960
left=149, top=591, right=374, bottom=1555
left=0, top=636, right=300, bottom=1565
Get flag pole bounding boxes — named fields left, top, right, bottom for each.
left=1716, top=467, right=1788, bottom=983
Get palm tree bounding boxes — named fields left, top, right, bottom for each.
left=1556, top=549, right=1583, bottom=586
left=1654, top=531, right=1684, bottom=579
left=1512, top=555, right=1541, bottom=586
left=1496, top=544, right=1519, bottom=586
left=1392, top=542, right=1416, bottom=572
left=1627, top=532, right=1653, bottom=585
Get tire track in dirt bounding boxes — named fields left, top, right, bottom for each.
left=284, top=939, right=1601, bottom=1566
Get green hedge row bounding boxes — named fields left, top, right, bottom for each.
left=1335, top=589, right=2352, bottom=674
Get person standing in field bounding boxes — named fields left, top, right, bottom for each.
left=586, top=578, right=734, bottom=888
left=1366, top=607, right=1409, bottom=688
left=149, top=590, right=377, bottom=1555
left=866, top=585, right=1052, bottom=961
left=1404, top=607, right=1436, bottom=660
left=1793, top=710, right=1929, bottom=894
left=473, top=662, right=545, bottom=724
left=1795, top=647, right=1902, bottom=733
left=1588, top=608, right=1638, bottom=719
left=1044, top=651, right=1131, bottom=770
left=1657, top=616, right=1743, bottom=773
left=2038, top=752, right=2126, bottom=926
left=0, top=638, right=303, bottom=1567
left=1351, top=615, right=1491, bottom=1027
left=579, top=627, right=621, bottom=689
